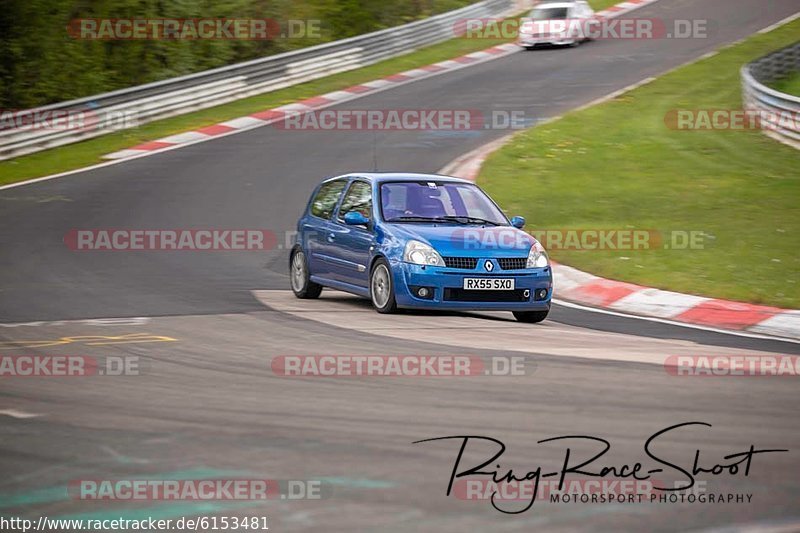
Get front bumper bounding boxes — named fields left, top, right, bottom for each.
left=392, top=260, right=552, bottom=311
left=518, top=34, right=575, bottom=47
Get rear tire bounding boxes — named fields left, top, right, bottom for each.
left=370, top=258, right=397, bottom=314
left=513, top=310, right=549, bottom=323
left=290, top=249, right=322, bottom=299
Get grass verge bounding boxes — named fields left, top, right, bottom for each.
left=590, top=0, right=627, bottom=10
left=479, top=19, right=800, bottom=308
left=770, top=71, right=800, bottom=96
left=0, top=30, right=515, bottom=186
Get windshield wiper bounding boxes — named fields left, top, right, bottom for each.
left=385, top=216, right=467, bottom=224
left=440, top=215, right=501, bottom=226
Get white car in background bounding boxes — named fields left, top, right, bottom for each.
left=518, top=1, right=596, bottom=48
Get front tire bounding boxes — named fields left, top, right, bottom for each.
left=513, top=309, right=549, bottom=323
left=370, top=258, right=397, bottom=314
left=290, top=249, right=322, bottom=299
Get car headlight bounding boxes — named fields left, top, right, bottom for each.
left=527, top=241, right=549, bottom=268
left=404, top=240, right=445, bottom=267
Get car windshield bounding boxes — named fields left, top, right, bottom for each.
left=380, top=181, right=508, bottom=225
left=530, top=7, right=569, bottom=19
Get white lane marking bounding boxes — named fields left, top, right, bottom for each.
left=0, top=317, right=150, bottom=327
left=757, top=11, right=800, bottom=34
left=697, top=51, right=719, bottom=61
left=571, top=77, right=657, bottom=113
left=553, top=299, right=800, bottom=344
left=0, top=409, right=42, bottom=419
left=0, top=44, right=520, bottom=192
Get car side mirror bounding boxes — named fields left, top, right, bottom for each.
left=510, top=216, right=526, bottom=229
left=344, top=211, right=370, bottom=226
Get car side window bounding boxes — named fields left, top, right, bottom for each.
left=338, top=181, right=373, bottom=222
left=310, top=180, right=347, bottom=219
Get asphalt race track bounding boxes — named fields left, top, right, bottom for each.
left=1, top=0, right=799, bottom=531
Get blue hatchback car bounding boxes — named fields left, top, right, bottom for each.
left=290, top=173, right=552, bottom=322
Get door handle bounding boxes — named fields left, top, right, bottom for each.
left=327, top=233, right=335, bottom=242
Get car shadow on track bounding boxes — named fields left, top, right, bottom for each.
left=313, top=291, right=520, bottom=324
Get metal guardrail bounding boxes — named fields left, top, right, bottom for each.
left=0, top=0, right=513, bottom=160
left=741, top=41, right=800, bottom=148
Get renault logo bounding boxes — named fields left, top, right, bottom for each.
left=484, top=260, right=494, bottom=272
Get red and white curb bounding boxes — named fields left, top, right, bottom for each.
left=439, top=123, right=799, bottom=343
left=102, top=44, right=519, bottom=160
left=554, top=264, right=799, bottom=340
left=102, top=0, right=662, bottom=161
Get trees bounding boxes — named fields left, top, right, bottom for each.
left=0, top=0, right=471, bottom=109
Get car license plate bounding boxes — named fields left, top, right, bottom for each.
left=463, top=278, right=515, bottom=290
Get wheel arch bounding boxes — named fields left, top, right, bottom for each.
left=369, top=253, right=389, bottom=274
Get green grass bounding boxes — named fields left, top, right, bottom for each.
left=771, top=71, right=800, bottom=96
left=588, top=0, right=625, bottom=10
left=0, top=36, right=513, bottom=186
left=479, top=19, right=800, bottom=308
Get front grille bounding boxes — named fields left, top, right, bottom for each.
left=443, top=288, right=530, bottom=303
left=498, top=257, right=528, bottom=270
left=442, top=257, right=477, bottom=270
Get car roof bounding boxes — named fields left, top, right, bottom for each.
left=322, top=172, right=473, bottom=185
